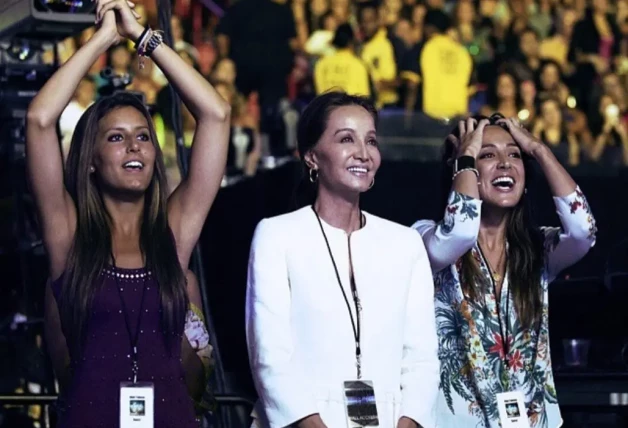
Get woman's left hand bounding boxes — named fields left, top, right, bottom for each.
left=396, top=417, right=419, bottom=428
left=497, top=117, right=546, bottom=159
left=95, top=0, right=144, bottom=41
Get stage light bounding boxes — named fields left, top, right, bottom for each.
left=34, top=0, right=94, bottom=14
left=0, top=0, right=95, bottom=40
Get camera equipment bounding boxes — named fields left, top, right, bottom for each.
left=0, top=0, right=95, bottom=40
left=98, top=66, right=147, bottom=105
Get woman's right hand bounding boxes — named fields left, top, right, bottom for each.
left=95, top=0, right=144, bottom=42
left=95, top=7, right=122, bottom=47
left=296, top=414, right=328, bottom=428
left=456, top=117, right=490, bottom=159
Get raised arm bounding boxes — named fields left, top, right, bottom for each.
left=26, top=10, right=125, bottom=279
left=95, top=0, right=231, bottom=269
left=498, top=118, right=597, bottom=279
left=245, top=220, right=321, bottom=428
left=498, top=118, right=576, bottom=197
left=397, top=238, right=439, bottom=428
left=412, top=119, right=486, bottom=273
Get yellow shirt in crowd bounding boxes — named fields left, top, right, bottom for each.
left=539, top=37, right=569, bottom=67
left=361, top=28, right=398, bottom=107
left=418, top=34, right=472, bottom=119
left=314, top=49, right=371, bottom=97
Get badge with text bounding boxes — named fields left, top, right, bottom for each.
left=343, top=380, right=379, bottom=427
left=120, top=382, right=154, bottom=428
left=497, top=391, right=531, bottom=428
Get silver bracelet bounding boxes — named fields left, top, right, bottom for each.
left=452, top=167, right=479, bottom=180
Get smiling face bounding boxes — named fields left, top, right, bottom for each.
left=476, top=126, right=525, bottom=209
left=305, top=105, right=381, bottom=197
left=92, top=106, right=156, bottom=195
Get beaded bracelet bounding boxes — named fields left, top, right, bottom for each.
left=136, top=29, right=163, bottom=69
left=144, top=31, right=163, bottom=57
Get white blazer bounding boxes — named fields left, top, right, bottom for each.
left=245, top=206, right=440, bottom=428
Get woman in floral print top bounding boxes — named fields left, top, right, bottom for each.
left=413, top=114, right=596, bottom=428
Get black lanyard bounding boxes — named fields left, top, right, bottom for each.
left=477, top=245, right=510, bottom=370
left=312, top=207, right=364, bottom=379
left=111, top=253, right=148, bottom=383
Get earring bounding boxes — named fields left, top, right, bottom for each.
left=309, top=168, right=318, bottom=183
left=368, top=178, right=375, bottom=189
left=89, top=166, right=95, bottom=173
left=524, top=188, right=528, bottom=194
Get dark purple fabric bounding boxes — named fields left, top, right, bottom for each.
left=51, top=266, right=198, bottom=428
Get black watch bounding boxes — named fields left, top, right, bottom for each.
left=454, top=156, right=476, bottom=174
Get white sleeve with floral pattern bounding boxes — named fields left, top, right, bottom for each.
left=412, top=191, right=482, bottom=274
left=184, top=304, right=215, bottom=411
left=542, top=186, right=597, bottom=282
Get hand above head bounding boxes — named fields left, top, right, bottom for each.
left=95, top=0, right=144, bottom=42
left=497, top=117, right=545, bottom=159
left=453, top=117, right=490, bottom=159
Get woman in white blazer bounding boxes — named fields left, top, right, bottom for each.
left=245, top=92, right=440, bottom=428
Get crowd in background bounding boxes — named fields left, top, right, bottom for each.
left=47, top=0, right=628, bottom=182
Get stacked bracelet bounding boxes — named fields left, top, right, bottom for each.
left=452, top=167, right=479, bottom=180
left=135, top=27, right=164, bottom=69
left=134, top=27, right=150, bottom=50
left=144, top=31, right=163, bottom=57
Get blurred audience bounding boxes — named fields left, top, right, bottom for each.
left=358, top=2, right=398, bottom=108
left=402, top=9, right=473, bottom=119
left=533, top=97, right=582, bottom=166
left=59, top=77, right=96, bottom=161
left=314, top=24, right=371, bottom=97
left=52, top=0, right=628, bottom=173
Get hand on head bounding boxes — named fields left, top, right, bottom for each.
left=447, top=116, right=544, bottom=161
left=447, top=117, right=490, bottom=162
left=95, top=0, right=145, bottom=45
left=496, top=117, right=544, bottom=158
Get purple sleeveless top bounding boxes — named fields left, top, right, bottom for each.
left=51, top=266, right=198, bottom=428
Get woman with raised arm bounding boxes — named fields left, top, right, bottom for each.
left=28, top=1, right=229, bottom=426
left=413, top=114, right=596, bottom=428
left=246, top=91, right=439, bottom=428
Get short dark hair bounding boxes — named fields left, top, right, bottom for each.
left=295, top=91, right=378, bottom=206
left=425, top=9, right=451, bottom=33
left=332, top=23, right=355, bottom=49
left=357, top=1, right=378, bottom=23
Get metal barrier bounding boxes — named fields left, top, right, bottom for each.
left=0, top=394, right=255, bottom=407
left=0, top=394, right=256, bottom=427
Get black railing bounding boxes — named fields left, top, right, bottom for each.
left=0, top=393, right=256, bottom=427
left=0, top=394, right=255, bottom=407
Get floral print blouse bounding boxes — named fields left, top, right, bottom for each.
left=184, top=303, right=216, bottom=413
left=413, top=188, right=596, bottom=428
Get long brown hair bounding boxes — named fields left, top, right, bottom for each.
left=442, top=114, right=544, bottom=329
left=62, top=92, right=187, bottom=353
